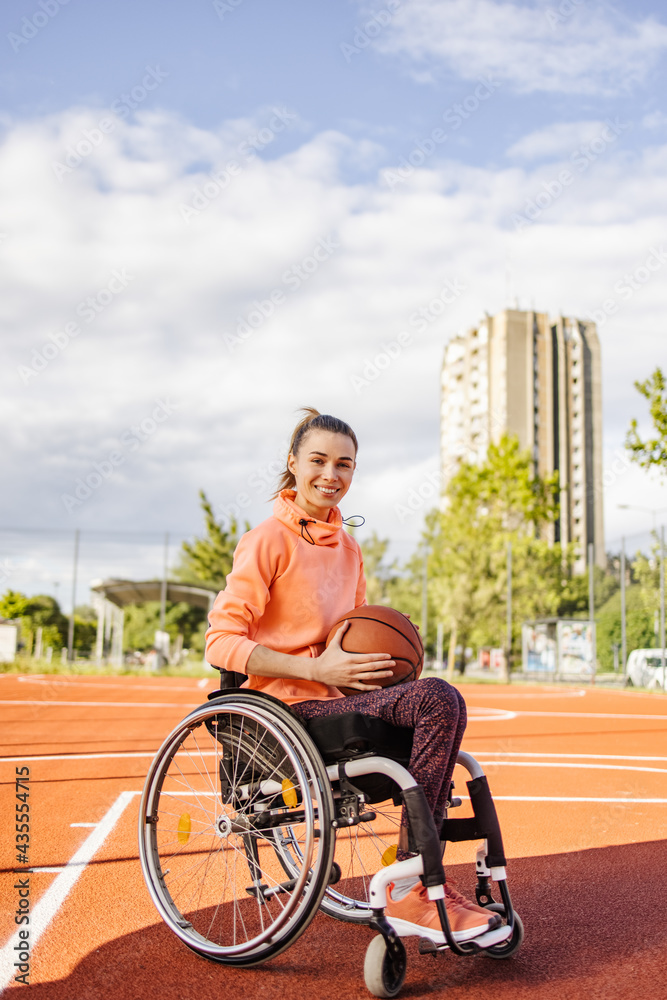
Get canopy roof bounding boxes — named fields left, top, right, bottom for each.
left=90, top=579, right=218, bottom=610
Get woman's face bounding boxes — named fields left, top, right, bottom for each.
left=288, top=429, right=357, bottom=520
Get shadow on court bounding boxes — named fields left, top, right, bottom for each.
left=20, top=840, right=667, bottom=1000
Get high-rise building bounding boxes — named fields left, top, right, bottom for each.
left=439, top=308, right=604, bottom=570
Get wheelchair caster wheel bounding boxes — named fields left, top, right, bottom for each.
left=483, top=903, right=524, bottom=959
left=364, top=934, right=407, bottom=999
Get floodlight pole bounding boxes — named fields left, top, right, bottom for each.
left=588, top=542, right=596, bottom=683
left=506, top=539, right=512, bottom=683
left=67, top=529, right=80, bottom=663
left=661, top=526, right=665, bottom=686
left=421, top=547, right=428, bottom=646
left=160, top=532, right=169, bottom=633
left=620, top=537, right=627, bottom=681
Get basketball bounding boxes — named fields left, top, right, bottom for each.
left=325, top=605, right=424, bottom=696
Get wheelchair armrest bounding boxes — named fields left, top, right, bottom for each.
left=208, top=666, right=247, bottom=690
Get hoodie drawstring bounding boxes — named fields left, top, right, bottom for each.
left=342, top=515, right=366, bottom=528
left=298, top=518, right=316, bottom=545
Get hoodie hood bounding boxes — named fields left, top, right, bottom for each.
left=273, top=489, right=343, bottom=546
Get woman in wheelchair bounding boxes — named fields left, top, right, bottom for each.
left=205, top=407, right=499, bottom=945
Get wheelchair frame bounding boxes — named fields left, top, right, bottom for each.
left=138, top=682, right=523, bottom=997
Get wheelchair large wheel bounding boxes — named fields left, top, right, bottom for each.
left=273, top=791, right=402, bottom=924
left=139, top=694, right=335, bottom=966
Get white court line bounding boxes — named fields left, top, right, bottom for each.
left=1, top=751, right=665, bottom=780
left=16, top=677, right=216, bottom=693
left=468, top=708, right=517, bottom=720
left=3, top=700, right=667, bottom=721
left=493, top=796, right=667, bottom=804
left=466, top=751, right=667, bottom=762
left=512, top=711, right=667, bottom=720
left=3, top=748, right=667, bottom=765
left=0, top=751, right=160, bottom=762
left=0, top=700, right=199, bottom=709
left=474, top=760, right=667, bottom=775
left=0, top=790, right=139, bottom=995
left=467, top=689, right=587, bottom=699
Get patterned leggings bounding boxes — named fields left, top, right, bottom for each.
left=293, top=676, right=467, bottom=845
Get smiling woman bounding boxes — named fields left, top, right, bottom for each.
left=205, top=406, right=497, bottom=944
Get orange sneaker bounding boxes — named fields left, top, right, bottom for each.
left=385, top=882, right=497, bottom=943
left=445, top=882, right=502, bottom=924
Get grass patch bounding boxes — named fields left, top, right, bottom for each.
left=0, top=655, right=214, bottom=679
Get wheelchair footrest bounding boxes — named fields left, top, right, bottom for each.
left=417, top=922, right=512, bottom=955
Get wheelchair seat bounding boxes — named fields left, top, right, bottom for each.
left=212, top=667, right=414, bottom=801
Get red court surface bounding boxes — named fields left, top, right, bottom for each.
left=1, top=674, right=666, bottom=1000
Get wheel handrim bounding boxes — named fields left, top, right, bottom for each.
left=139, top=699, right=334, bottom=961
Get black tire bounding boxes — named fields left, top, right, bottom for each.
left=138, top=694, right=335, bottom=966
left=483, top=901, right=524, bottom=959
left=364, top=933, right=407, bottom=999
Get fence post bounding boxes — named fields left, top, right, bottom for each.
left=588, top=541, right=596, bottom=683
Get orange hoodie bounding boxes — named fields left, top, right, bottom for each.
left=205, top=489, right=366, bottom=705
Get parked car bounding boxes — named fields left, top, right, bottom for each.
left=626, top=648, right=667, bottom=689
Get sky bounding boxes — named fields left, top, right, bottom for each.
left=2, top=0, right=667, bottom=611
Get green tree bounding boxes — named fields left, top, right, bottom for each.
left=0, top=590, right=28, bottom=620
left=595, top=585, right=655, bottom=671
left=424, top=434, right=568, bottom=667
left=176, top=490, right=249, bottom=589
left=629, top=544, right=663, bottom=653
left=0, top=591, right=69, bottom=654
left=360, top=532, right=402, bottom=606
left=123, top=601, right=208, bottom=655
left=72, top=605, right=98, bottom=655
left=626, top=367, right=667, bottom=476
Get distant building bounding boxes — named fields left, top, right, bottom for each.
left=440, top=308, right=604, bottom=570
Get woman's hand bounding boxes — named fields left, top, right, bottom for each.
left=312, top=621, right=395, bottom=692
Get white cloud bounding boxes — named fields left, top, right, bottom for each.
left=366, top=0, right=667, bottom=95
left=642, top=110, right=667, bottom=130
left=2, top=106, right=667, bottom=601
left=506, top=120, right=611, bottom=160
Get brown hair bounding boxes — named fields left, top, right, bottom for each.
left=272, top=406, right=358, bottom=498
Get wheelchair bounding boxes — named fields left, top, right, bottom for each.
left=138, top=671, right=523, bottom=998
